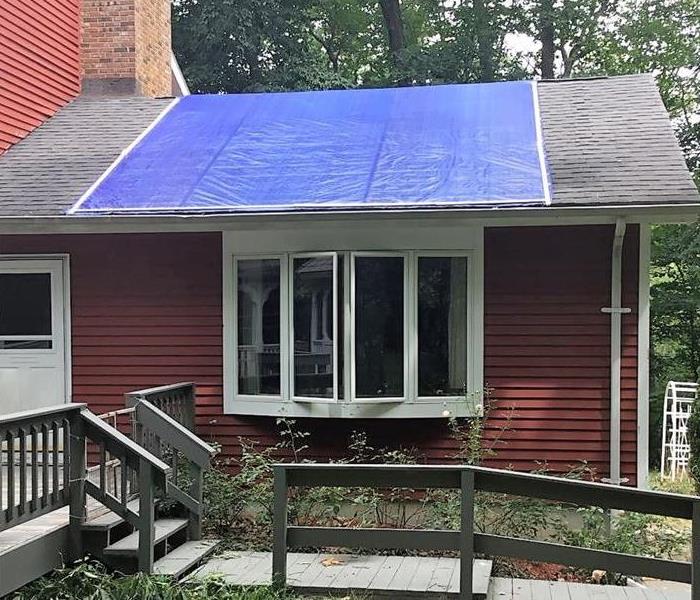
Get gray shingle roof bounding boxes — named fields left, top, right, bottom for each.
left=0, top=97, right=171, bottom=217
left=0, top=74, right=696, bottom=218
left=538, top=73, right=698, bottom=206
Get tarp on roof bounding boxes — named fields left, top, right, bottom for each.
left=70, top=81, right=550, bottom=215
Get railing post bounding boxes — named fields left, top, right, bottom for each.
left=138, top=458, right=155, bottom=573
left=272, top=465, right=288, bottom=590
left=460, top=469, right=474, bottom=600
left=693, top=500, right=700, bottom=600
left=68, top=413, right=86, bottom=562
left=188, top=463, right=204, bottom=540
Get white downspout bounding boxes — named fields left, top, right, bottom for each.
left=602, top=218, right=630, bottom=486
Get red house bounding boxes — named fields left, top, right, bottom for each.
left=0, top=0, right=698, bottom=491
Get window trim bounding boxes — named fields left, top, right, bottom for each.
left=289, top=251, right=339, bottom=404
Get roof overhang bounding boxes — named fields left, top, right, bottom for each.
left=1, top=203, right=698, bottom=235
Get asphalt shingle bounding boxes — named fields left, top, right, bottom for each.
left=0, top=74, right=696, bottom=217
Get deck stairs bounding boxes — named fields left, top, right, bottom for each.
left=0, top=383, right=219, bottom=596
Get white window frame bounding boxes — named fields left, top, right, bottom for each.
left=232, top=254, right=288, bottom=404
left=350, top=251, right=409, bottom=404
left=289, top=252, right=339, bottom=404
left=222, top=220, right=484, bottom=419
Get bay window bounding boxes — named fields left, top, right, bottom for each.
left=225, top=228, right=482, bottom=418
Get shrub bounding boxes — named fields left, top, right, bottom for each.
left=688, top=400, right=700, bottom=493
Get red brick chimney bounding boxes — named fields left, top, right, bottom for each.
left=81, top=0, right=172, bottom=97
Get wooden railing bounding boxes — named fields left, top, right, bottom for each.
left=125, top=383, right=196, bottom=432
left=0, top=404, right=83, bottom=533
left=127, top=397, right=215, bottom=540
left=79, top=410, right=171, bottom=571
left=272, top=463, right=700, bottom=600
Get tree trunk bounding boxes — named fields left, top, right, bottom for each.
left=473, top=0, right=495, bottom=81
left=539, top=0, right=555, bottom=79
left=378, top=0, right=405, bottom=66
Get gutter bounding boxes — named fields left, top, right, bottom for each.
left=602, top=218, right=630, bottom=485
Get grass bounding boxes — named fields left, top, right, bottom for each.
left=648, top=470, right=697, bottom=495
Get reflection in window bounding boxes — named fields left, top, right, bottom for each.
left=418, top=257, right=468, bottom=396
left=237, top=259, right=281, bottom=395
left=0, top=274, right=52, bottom=336
left=354, top=256, right=404, bottom=398
left=293, top=256, right=335, bottom=398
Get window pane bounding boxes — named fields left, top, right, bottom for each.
left=355, top=256, right=404, bottom=398
left=418, top=257, right=468, bottom=396
left=293, top=256, right=334, bottom=398
left=0, top=273, right=52, bottom=336
left=237, top=259, right=281, bottom=395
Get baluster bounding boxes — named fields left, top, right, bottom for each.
left=6, top=431, right=14, bottom=522
left=0, top=431, right=3, bottom=525
left=41, top=423, right=50, bottom=508
left=52, top=420, right=60, bottom=503
left=30, top=425, right=39, bottom=513
left=693, top=500, right=700, bottom=600
left=121, top=456, right=129, bottom=507
left=99, top=441, right=106, bottom=493
left=18, top=428, right=26, bottom=515
left=62, top=419, right=71, bottom=495
left=272, top=465, right=288, bottom=590
left=460, top=470, right=475, bottom=600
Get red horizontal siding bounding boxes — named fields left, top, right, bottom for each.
left=483, top=225, right=639, bottom=485
left=0, top=226, right=639, bottom=485
left=0, top=0, right=80, bottom=153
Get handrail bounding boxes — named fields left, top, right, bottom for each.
left=125, top=382, right=196, bottom=431
left=272, top=463, right=700, bottom=599
left=0, top=403, right=84, bottom=427
left=79, top=409, right=171, bottom=572
left=125, top=386, right=214, bottom=541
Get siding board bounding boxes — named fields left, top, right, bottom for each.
left=0, top=0, right=80, bottom=152
left=0, top=226, right=639, bottom=485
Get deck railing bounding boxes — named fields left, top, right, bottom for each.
left=272, top=463, right=700, bottom=600
left=125, top=383, right=196, bottom=432
left=0, top=404, right=83, bottom=533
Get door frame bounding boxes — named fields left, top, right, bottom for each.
left=0, top=254, right=72, bottom=403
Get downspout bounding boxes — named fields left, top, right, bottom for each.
left=602, top=218, right=631, bottom=486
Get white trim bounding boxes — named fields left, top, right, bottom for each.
left=68, top=98, right=181, bottom=215
left=170, top=53, right=191, bottom=96
left=531, top=81, right=551, bottom=206
left=1, top=206, right=698, bottom=235
left=0, top=254, right=72, bottom=403
left=637, top=224, right=651, bottom=488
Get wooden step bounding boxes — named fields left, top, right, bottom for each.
left=102, top=518, right=188, bottom=556
left=82, top=499, right=140, bottom=531
left=153, top=539, right=220, bottom=578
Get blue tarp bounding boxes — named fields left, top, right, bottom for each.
left=71, top=81, right=550, bottom=215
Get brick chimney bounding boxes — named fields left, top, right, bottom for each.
left=81, top=0, right=172, bottom=97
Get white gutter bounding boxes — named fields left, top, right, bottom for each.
left=602, top=218, right=630, bottom=485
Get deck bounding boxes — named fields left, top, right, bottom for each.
left=192, top=551, right=692, bottom=599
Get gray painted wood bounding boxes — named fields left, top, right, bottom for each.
left=152, top=539, right=219, bottom=577
left=103, top=518, right=187, bottom=556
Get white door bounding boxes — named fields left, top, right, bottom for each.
left=0, top=259, right=67, bottom=414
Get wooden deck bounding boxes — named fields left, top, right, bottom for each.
left=192, top=551, right=692, bottom=599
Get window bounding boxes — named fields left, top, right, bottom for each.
left=235, top=258, right=281, bottom=397
left=0, top=273, right=53, bottom=349
left=226, top=242, right=482, bottom=418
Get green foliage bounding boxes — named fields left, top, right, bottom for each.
left=12, top=560, right=300, bottom=600
left=688, top=402, right=700, bottom=492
